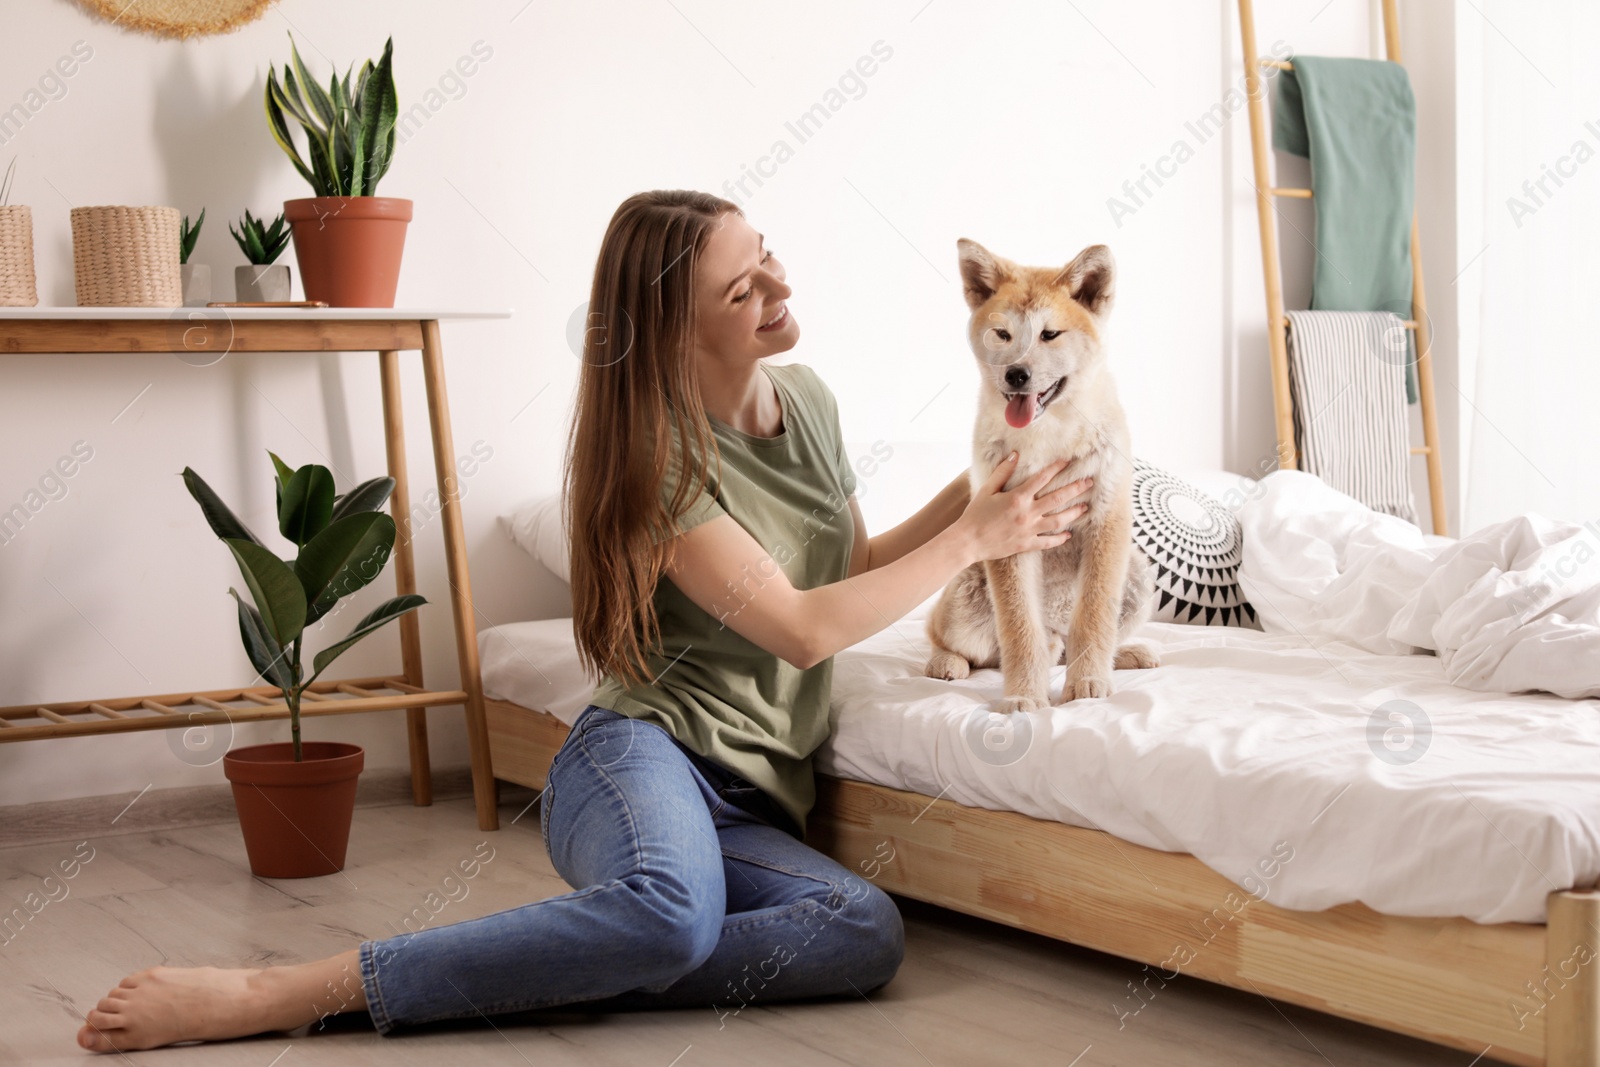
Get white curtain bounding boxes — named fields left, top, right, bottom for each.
left=1466, top=1, right=1600, bottom=534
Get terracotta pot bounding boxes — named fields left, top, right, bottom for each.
left=223, top=741, right=364, bottom=878
left=284, top=196, right=411, bottom=307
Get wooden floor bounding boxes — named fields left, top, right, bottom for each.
left=0, top=785, right=1512, bottom=1066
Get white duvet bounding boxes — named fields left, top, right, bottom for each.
left=481, top=473, right=1600, bottom=925
left=1237, top=469, right=1600, bottom=699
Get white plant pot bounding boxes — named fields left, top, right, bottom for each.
left=180, top=263, right=211, bottom=306
left=235, top=264, right=292, bottom=303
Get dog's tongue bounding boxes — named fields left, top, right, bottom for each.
left=1005, top=393, right=1037, bottom=429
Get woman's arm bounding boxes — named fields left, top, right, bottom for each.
left=665, top=456, right=1091, bottom=669
left=846, top=468, right=972, bottom=578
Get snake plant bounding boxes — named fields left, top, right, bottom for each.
left=182, top=452, right=425, bottom=761
left=229, top=209, right=291, bottom=265
left=265, top=34, right=399, bottom=198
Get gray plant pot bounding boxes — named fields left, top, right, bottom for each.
left=180, top=263, right=211, bottom=306
left=235, top=264, right=292, bottom=303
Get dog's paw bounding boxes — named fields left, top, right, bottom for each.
left=993, top=693, right=1047, bottom=714
left=925, top=650, right=971, bottom=680
left=1114, top=643, right=1160, bottom=670
left=1063, top=675, right=1112, bottom=702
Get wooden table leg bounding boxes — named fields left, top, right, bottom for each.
left=418, top=321, right=500, bottom=831
left=379, top=349, right=433, bottom=807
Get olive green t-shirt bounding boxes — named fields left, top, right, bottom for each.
left=586, top=361, right=858, bottom=837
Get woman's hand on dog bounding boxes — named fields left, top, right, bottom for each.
left=955, top=452, right=1091, bottom=563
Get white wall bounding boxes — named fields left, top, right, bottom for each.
left=0, top=0, right=1384, bottom=806
left=1454, top=0, right=1600, bottom=534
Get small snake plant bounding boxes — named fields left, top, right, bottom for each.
left=229, top=209, right=290, bottom=265
left=265, top=34, right=399, bottom=198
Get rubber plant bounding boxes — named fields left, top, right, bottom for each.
left=182, top=452, right=424, bottom=761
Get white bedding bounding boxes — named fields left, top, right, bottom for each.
left=1239, top=469, right=1600, bottom=699
left=480, top=606, right=1600, bottom=925
left=480, top=476, right=1600, bottom=925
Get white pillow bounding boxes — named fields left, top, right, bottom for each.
left=501, top=494, right=569, bottom=582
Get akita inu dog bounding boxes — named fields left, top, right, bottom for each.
left=925, top=239, right=1158, bottom=710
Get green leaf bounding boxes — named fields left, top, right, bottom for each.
left=267, top=450, right=294, bottom=516
left=225, top=538, right=307, bottom=649
left=229, top=217, right=263, bottom=263
left=328, top=105, right=349, bottom=197
left=179, top=208, right=204, bottom=264
left=309, top=594, right=426, bottom=683
left=268, top=450, right=295, bottom=488
left=182, top=467, right=262, bottom=546
left=289, top=35, right=337, bottom=128
left=300, top=110, right=340, bottom=197
left=347, top=98, right=366, bottom=197
left=329, top=476, right=395, bottom=522
left=264, top=75, right=321, bottom=192
left=279, top=464, right=336, bottom=546
left=329, top=73, right=353, bottom=190
left=261, top=212, right=290, bottom=263
left=275, top=65, right=319, bottom=128
left=293, top=511, right=395, bottom=624
left=352, top=37, right=398, bottom=196
left=274, top=68, right=338, bottom=195
left=229, top=588, right=295, bottom=691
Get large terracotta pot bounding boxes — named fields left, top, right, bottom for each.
left=223, top=741, right=364, bottom=878
left=284, top=196, right=411, bottom=307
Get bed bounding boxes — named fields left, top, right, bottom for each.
left=480, top=469, right=1600, bottom=1067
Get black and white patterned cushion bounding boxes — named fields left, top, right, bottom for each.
left=1130, top=459, right=1259, bottom=628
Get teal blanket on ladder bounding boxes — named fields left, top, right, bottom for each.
left=1272, top=55, right=1419, bottom=404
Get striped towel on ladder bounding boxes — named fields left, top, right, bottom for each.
left=1284, top=310, right=1418, bottom=525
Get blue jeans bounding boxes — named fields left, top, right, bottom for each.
left=357, top=705, right=905, bottom=1034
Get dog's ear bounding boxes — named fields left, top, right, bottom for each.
left=1057, top=244, right=1115, bottom=318
left=957, top=238, right=1011, bottom=310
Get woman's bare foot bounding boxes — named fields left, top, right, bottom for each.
left=76, top=950, right=366, bottom=1053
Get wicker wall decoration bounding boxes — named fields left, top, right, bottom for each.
left=74, top=0, right=279, bottom=40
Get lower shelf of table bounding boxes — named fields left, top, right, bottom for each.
left=0, top=676, right=467, bottom=742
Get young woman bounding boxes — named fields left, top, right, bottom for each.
left=74, top=190, right=1090, bottom=1052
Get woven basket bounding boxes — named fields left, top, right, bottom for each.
left=70, top=205, right=182, bottom=307
left=0, top=206, right=38, bottom=307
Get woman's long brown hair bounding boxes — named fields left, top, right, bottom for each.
left=565, top=190, right=741, bottom=688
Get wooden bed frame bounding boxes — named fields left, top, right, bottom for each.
left=485, top=697, right=1599, bottom=1067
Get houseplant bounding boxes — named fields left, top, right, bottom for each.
left=265, top=34, right=408, bottom=307
left=0, top=157, right=38, bottom=307
left=230, top=208, right=293, bottom=301
left=179, top=208, right=209, bottom=306
left=183, top=452, right=425, bottom=878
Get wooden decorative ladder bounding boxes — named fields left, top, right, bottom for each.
left=1238, top=0, right=1449, bottom=535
